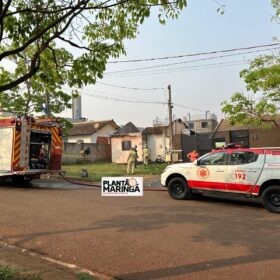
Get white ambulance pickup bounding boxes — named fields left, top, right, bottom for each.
left=161, top=147, right=280, bottom=213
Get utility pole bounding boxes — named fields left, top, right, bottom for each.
left=168, top=85, right=173, bottom=158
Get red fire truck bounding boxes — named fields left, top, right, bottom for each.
left=0, top=115, right=63, bottom=183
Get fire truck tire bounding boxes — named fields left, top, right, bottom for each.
left=12, top=175, right=32, bottom=185
left=167, top=177, right=192, bottom=200
left=262, top=186, right=280, bottom=214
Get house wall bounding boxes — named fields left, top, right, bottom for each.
left=213, top=127, right=280, bottom=148
left=90, top=124, right=117, bottom=143
left=67, top=135, right=92, bottom=143
left=186, top=119, right=218, bottom=134
left=67, top=124, right=117, bottom=144
left=111, top=133, right=143, bottom=163
left=249, top=127, right=280, bottom=147
left=146, top=133, right=169, bottom=161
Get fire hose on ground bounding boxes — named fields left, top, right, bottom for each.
left=59, top=172, right=167, bottom=192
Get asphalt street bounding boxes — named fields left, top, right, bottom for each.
left=0, top=178, right=279, bottom=280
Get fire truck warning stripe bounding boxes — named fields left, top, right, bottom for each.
left=14, top=154, right=20, bottom=165
left=53, top=132, right=61, bottom=143
left=14, top=141, right=21, bottom=151
left=13, top=131, right=22, bottom=166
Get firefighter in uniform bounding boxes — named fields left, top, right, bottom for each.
left=127, top=147, right=137, bottom=175
left=142, top=146, right=150, bottom=166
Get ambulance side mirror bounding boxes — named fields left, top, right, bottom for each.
left=193, top=160, right=198, bottom=166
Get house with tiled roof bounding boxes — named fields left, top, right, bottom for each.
left=66, top=120, right=119, bottom=144
left=111, top=122, right=143, bottom=163
left=213, top=118, right=280, bottom=148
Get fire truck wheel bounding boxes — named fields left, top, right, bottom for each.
left=262, top=186, right=280, bottom=214
left=167, top=177, right=192, bottom=200
left=12, top=175, right=32, bottom=185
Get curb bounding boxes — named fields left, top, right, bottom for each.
left=0, top=240, right=115, bottom=280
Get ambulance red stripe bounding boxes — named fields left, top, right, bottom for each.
left=188, top=180, right=259, bottom=194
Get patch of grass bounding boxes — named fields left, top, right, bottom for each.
left=0, top=266, right=41, bottom=280
left=63, top=162, right=167, bottom=181
left=77, top=273, right=99, bottom=280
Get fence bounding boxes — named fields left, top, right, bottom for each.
left=181, top=134, right=213, bottom=161
left=62, top=142, right=111, bottom=164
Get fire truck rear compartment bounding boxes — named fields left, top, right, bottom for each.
left=29, top=130, right=51, bottom=170
left=0, top=127, right=13, bottom=173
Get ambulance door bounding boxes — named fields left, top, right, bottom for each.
left=0, top=127, right=13, bottom=173
left=189, top=151, right=228, bottom=191
left=226, top=150, right=263, bottom=193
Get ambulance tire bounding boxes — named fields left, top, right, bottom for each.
left=167, top=177, right=192, bottom=200
left=262, top=186, right=280, bottom=214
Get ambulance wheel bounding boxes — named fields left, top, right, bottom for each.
left=262, top=186, right=280, bottom=214
left=167, top=177, right=192, bottom=200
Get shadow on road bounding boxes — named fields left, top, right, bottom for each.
left=117, top=252, right=277, bottom=279
left=5, top=194, right=280, bottom=278
left=1, top=180, right=280, bottom=279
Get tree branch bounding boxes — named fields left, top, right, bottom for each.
left=0, top=52, right=41, bottom=92
left=48, top=46, right=64, bottom=82
left=58, top=35, right=93, bottom=51
left=0, top=0, right=90, bottom=61
left=0, top=0, right=13, bottom=42
left=0, top=0, right=87, bottom=91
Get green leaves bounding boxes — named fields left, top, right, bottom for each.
left=0, top=0, right=188, bottom=115
left=0, top=44, right=73, bottom=115
left=0, top=0, right=187, bottom=92
left=222, top=54, right=280, bottom=128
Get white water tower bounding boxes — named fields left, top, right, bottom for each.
left=72, top=94, right=82, bottom=120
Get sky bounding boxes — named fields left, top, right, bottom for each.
left=66, top=0, right=279, bottom=127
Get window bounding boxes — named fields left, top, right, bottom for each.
left=230, top=130, right=249, bottom=147
left=122, top=141, right=131, bottom=151
left=230, top=152, right=258, bottom=165
left=201, top=122, right=208, bottom=128
left=29, top=131, right=52, bottom=170
left=188, top=122, right=194, bottom=129
left=198, top=152, right=227, bottom=165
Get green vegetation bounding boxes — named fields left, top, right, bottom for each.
left=0, top=0, right=187, bottom=94
left=63, top=162, right=167, bottom=181
left=0, top=266, right=41, bottom=280
left=222, top=54, right=280, bottom=128
left=77, top=272, right=100, bottom=280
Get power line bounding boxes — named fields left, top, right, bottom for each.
left=106, top=60, right=247, bottom=77
left=81, top=90, right=205, bottom=112
left=213, top=0, right=224, bottom=7
left=62, top=86, right=160, bottom=102
left=81, top=92, right=206, bottom=113
left=64, top=86, right=207, bottom=113
left=105, top=46, right=279, bottom=74
left=107, top=42, right=280, bottom=63
left=81, top=92, right=167, bottom=105
left=96, top=81, right=164, bottom=91
left=173, top=103, right=204, bottom=113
